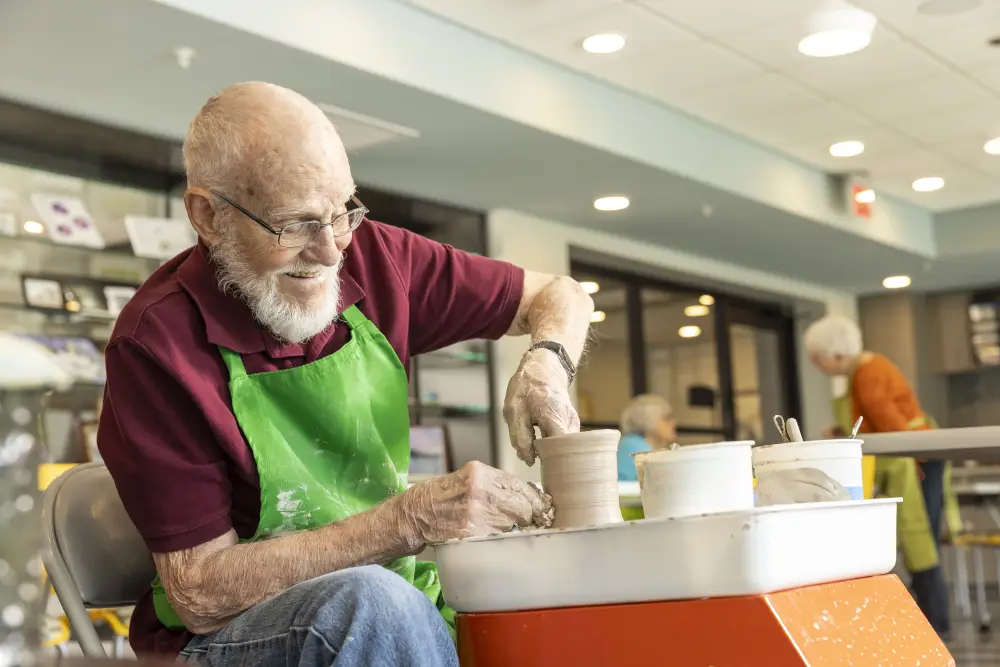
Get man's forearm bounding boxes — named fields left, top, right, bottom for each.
left=511, top=273, right=593, bottom=363
left=155, top=494, right=418, bottom=634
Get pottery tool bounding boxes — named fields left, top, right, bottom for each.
left=784, top=418, right=804, bottom=442
left=772, top=415, right=789, bottom=442
left=851, top=416, right=864, bottom=439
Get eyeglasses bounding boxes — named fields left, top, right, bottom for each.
left=213, top=191, right=368, bottom=248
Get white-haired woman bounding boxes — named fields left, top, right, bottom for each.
left=617, top=394, right=676, bottom=482
left=804, top=314, right=957, bottom=639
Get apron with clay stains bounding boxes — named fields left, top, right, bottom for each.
left=152, top=304, right=455, bottom=637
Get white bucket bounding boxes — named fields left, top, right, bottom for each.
left=752, top=439, right=864, bottom=501
left=636, top=441, right=755, bottom=519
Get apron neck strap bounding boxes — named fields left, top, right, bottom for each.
left=340, top=305, right=367, bottom=330
left=218, top=346, right=248, bottom=379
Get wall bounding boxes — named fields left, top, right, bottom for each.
left=487, top=208, right=858, bottom=480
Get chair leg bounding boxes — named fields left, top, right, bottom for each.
left=955, top=545, right=972, bottom=619
left=974, top=546, right=992, bottom=632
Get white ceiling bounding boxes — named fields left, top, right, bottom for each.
left=402, top=0, right=1000, bottom=211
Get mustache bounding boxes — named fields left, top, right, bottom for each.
left=277, top=254, right=344, bottom=278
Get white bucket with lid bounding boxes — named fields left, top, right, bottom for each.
left=752, top=439, right=864, bottom=501
left=636, top=441, right=755, bottom=519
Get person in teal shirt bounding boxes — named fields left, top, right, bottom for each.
left=618, top=394, right=677, bottom=481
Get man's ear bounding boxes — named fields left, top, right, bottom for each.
left=185, top=188, right=220, bottom=243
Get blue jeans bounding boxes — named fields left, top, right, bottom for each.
left=178, top=565, right=458, bottom=667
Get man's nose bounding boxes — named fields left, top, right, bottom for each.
left=299, top=225, right=341, bottom=267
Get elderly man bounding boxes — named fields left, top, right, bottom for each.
left=98, top=82, right=592, bottom=666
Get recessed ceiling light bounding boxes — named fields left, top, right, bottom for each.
left=854, top=188, right=876, bottom=204
left=829, top=140, right=865, bottom=157
left=882, top=275, right=912, bottom=289
left=678, top=325, right=702, bottom=339
left=22, top=221, right=44, bottom=235
left=684, top=304, right=710, bottom=317
left=580, top=281, right=600, bottom=295
left=912, top=177, right=944, bottom=192
left=593, top=195, right=630, bottom=211
left=699, top=294, right=715, bottom=306
left=582, top=33, right=626, bottom=54
left=591, top=310, right=607, bottom=323
left=799, top=6, right=877, bottom=58
left=984, top=136, right=1000, bottom=155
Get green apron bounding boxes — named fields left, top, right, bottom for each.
left=152, top=305, right=455, bottom=637
left=834, top=385, right=961, bottom=573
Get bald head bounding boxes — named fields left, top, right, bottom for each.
left=183, top=82, right=352, bottom=207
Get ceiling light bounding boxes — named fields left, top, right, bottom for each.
left=798, top=5, right=877, bottom=58
left=591, top=310, right=607, bottom=323
left=912, top=177, right=944, bottom=192
left=829, top=140, right=865, bottom=157
left=580, top=281, right=600, bottom=295
left=984, top=136, right=1000, bottom=155
left=854, top=188, right=876, bottom=204
left=678, top=325, right=702, bottom=339
left=699, top=294, right=715, bottom=306
left=22, top=221, right=44, bottom=235
left=593, top=196, right=630, bottom=212
left=882, top=275, right=912, bottom=289
left=684, top=304, right=710, bottom=317
left=582, top=33, right=625, bottom=54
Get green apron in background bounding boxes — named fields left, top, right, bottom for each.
left=834, top=386, right=961, bottom=573
left=152, top=305, right=455, bottom=638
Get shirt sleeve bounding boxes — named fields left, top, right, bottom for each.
left=853, top=358, right=912, bottom=433
left=99, top=336, right=233, bottom=553
left=375, top=223, right=525, bottom=355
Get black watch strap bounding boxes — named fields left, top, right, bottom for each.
left=529, top=340, right=577, bottom=385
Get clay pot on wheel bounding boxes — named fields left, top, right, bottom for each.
left=534, top=429, right=623, bottom=529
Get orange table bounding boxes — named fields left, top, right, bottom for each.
left=458, top=575, right=953, bottom=666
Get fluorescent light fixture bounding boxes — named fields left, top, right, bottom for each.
left=829, top=140, right=865, bottom=157
left=580, top=281, right=600, bottom=295
left=882, top=275, right=912, bottom=289
left=22, top=221, right=44, bottom=235
left=582, top=33, right=625, bottom=54
left=854, top=188, right=876, bottom=204
left=684, top=304, right=710, bottom=317
left=912, top=177, right=944, bottom=192
left=984, top=136, right=1000, bottom=155
left=799, top=5, right=877, bottom=58
left=678, top=325, right=702, bottom=339
left=591, top=310, right=607, bottom=323
left=593, top=196, right=630, bottom=211
left=699, top=294, right=715, bottom=306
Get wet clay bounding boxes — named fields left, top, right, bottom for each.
left=534, top=429, right=623, bottom=529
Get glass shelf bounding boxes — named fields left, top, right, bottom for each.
left=0, top=301, right=117, bottom=324
left=0, top=233, right=161, bottom=264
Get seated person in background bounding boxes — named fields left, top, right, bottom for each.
left=617, top=394, right=676, bottom=482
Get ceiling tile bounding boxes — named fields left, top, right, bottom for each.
left=969, top=62, right=1000, bottom=93
left=915, top=19, right=1000, bottom=69
left=893, top=101, right=1000, bottom=143
left=711, top=17, right=900, bottom=70
left=510, top=2, right=699, bottom=73
left=667, top=72, right=823, bottom=122
left=408, top=0, right=623, bottom=38
left=728, top=100, right=872, bottom=146
left=931, top=135, right=1000, bottom=176
left=782, top=37, right=952, bottom=95
left=783, top=129, right=918, bottom=171
left=851, top=0, right=1000, bottom=39
left=837, top=72, right=997, bottom=122
left=638, top=0, right=807, bottom=37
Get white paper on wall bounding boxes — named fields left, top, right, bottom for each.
left=30, top=193, right=105, bottom=249
left=103, top=285, right=137, bottom=317
left=124, top=216, right=196, bottom=260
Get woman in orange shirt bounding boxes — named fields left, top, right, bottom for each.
left=804, top=315, right=951, bottom=638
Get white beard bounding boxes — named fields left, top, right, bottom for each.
left=209, top=229, right=342, bottom=345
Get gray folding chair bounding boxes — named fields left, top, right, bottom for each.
left=41, top=462, right=156, bottom=657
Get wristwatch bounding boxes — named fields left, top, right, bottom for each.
left=529, top=340, right=577, bottom=386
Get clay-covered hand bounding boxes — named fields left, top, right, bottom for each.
left=397, top=461, right=554, bottom=545
left=503, top=348, right=580, bottom=466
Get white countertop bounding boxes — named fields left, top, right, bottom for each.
left=861, top=426, right=1000, bottom=461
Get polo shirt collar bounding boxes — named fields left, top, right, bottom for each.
left=177, top=243, right=365, bottom=358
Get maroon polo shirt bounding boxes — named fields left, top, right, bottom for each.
left=98, top=220, right=524, bottom=656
